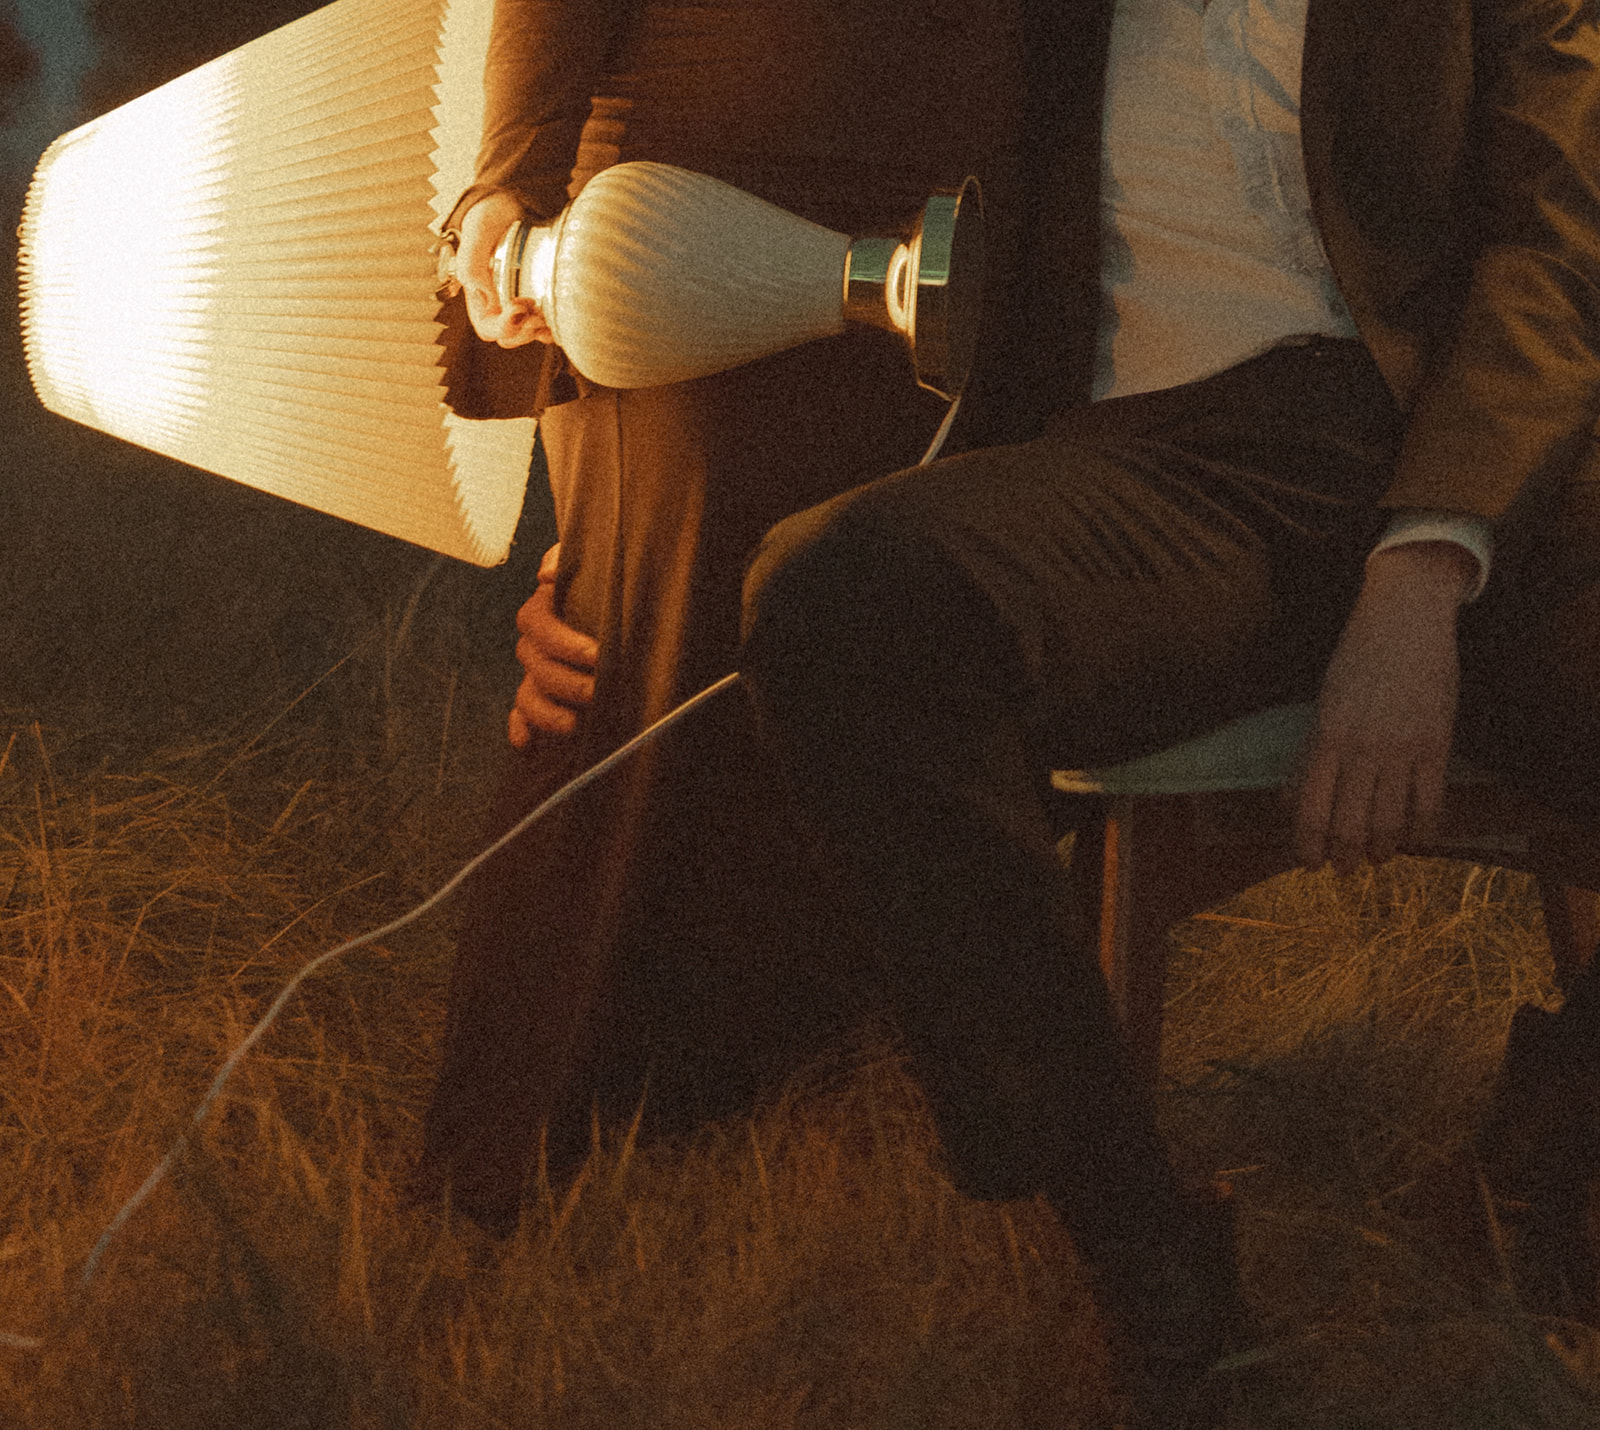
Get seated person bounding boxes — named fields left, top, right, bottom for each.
left=734, top=0, right=1600, bottom=1425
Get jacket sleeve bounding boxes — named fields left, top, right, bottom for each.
left=436, top=0, right=631, bottom=418
left=1380, top=0, right=1600, bottom=521
left=445, top=0, right=633, bottom=231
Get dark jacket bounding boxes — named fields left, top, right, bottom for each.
left=1014, top=0, right=1600, bottom=530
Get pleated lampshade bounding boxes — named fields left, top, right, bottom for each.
left=17, top=0, right=535, bottom=567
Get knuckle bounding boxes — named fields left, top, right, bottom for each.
left=538, top=704, right=575, bottom=735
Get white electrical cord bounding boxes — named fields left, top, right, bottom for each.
left=1, top=392, right=962, bottom=1349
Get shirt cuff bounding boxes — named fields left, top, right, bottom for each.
left=1368, top=510, right=1493, bottom=603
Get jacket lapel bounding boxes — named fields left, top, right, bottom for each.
left=1300, top=0, right=1364, bottom=220
left=1302, top=0, right=1476, bottom=402
left=1017, top=0, right=1118, bottom=417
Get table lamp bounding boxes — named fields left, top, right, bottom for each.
left=17, top=0, right=534, bottom=566
left=444, top=162, right=983, bottom=400
left=17, top=0, right=982, bottom=567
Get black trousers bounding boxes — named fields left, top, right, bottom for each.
left=739, top=337, right=1600, bottom=1245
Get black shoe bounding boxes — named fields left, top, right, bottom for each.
left=1086, top=1186, right=1253, bottom=1430
left=1477, top=997, right=1600, bottom=1323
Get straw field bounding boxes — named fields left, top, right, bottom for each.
left=1, top=586, right=1599, bottom=1428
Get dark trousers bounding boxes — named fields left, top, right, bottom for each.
left=739, top=337, right=1600, bottom=1246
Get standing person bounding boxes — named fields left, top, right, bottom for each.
left=739, top=0, right=1600, bottom=1423
left=413, top=0, right=1038, bottom=1237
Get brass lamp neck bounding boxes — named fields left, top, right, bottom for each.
left=843, top=236, right=914, bottom=336
left=844, top=178, right=984, bottom=401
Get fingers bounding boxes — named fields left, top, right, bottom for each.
left=459, top=220, right=509, bottom=342
left=1321, top=744, right=1406, bottom=873
left=1326, top=764, right=1405, bottom=875
left=515, top=585, right=599, bottom=669
left=508, top=705, right=531, bottom=749
left=1408, top=748, right=1447, bottom=850
left=1291, top=743, right=1337, bottom=872
left=494, top=299, right=554, bottom=349
left=457, top=192, right=550, bottom=345
left=515, top=635, right=596, bottom=706
left=1364, top=767, right=1410, bottom=869
left=537, top=542, right=562, bottom=585
left=1297, top=747, right=1397, bottom=876
left=1291, top=564, right=1460, bottom=875
left=1294, top=740, right=1447, bottom=875
left=512, top=670, right=583, bottom=737
left=506, top=567, right=599, bottom=743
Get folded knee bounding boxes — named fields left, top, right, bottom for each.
left=741, top=499, right=854, bottom=659
left=742, top=487, right=921, bottom=680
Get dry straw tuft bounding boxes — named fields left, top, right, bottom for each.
left=0, top=689, right=1598, bottom=1425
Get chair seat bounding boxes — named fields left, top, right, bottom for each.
left=1052, top=701, right=1495, bottom=798
left=1046, top=701, right=1600, bottom=1085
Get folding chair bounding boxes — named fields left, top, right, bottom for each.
left=1051, top=703, right=1600, bottom=1084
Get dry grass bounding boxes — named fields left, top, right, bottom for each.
left=1161, top=862, right=1600, bottom=1427
left=0, top=683, right=1598, bottom=1427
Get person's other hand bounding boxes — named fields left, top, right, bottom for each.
left=1290, top=542, right=1475, bottom=876
left=457, top=191, right=554, bottom=349
left=509, top=544, right=599, bottom=746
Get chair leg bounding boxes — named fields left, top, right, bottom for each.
left=1534, top=879, right=1600, bottom=996
left=1097, top=798, right=1171, bottom=1087
left=1090, top=795, right=1300, bottom=1086
left=1058, top=801, right=1165, bottom=1084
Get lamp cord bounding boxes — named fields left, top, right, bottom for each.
left=0, top=391, right=962, bottom=1351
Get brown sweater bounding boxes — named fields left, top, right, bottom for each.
left=418, top=0, right=1038, bottom=1223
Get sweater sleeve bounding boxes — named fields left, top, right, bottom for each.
left=445, top=0, right=633, bottom=231
left=1379, top=0, right=1600, bottom=521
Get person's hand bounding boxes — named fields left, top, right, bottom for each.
left=456, top=191, right=553, bottom=349
left=508, top=544, right=599, bottom=746
left=1290, top=542, right=1476, bottom=875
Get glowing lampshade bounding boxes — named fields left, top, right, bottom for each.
left=478, top=163, right=984, bottom=400
left=17, top=0, right=534, bottom=567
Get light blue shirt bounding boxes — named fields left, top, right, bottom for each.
left=1096, top=0, right=1491, bottom=598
